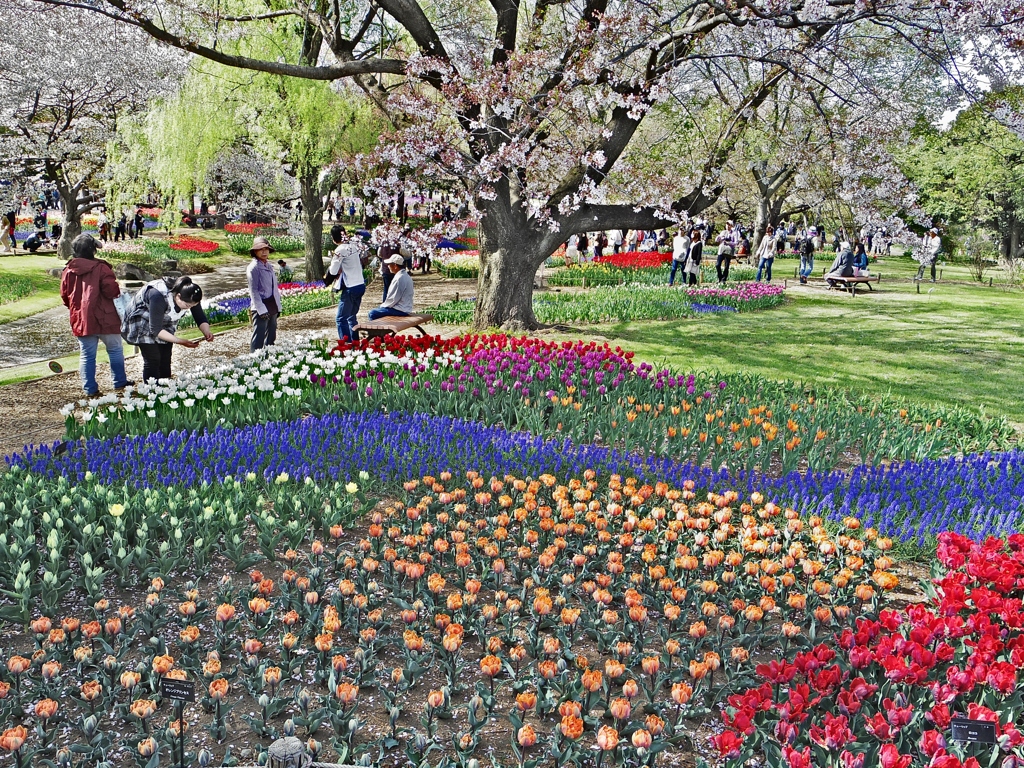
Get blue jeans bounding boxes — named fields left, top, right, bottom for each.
left=336, top=284, right=365, bottom=341
left=756, top=257, right=774, bottom=282
left=669, top=260, right=685, bottom=285
left=368, top=307, right=410, bottom=321
left=799, top=257, right=814, bottom=278
left=78, top=334, right=128, bottom=395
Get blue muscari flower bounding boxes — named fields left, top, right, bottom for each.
left=8, top=414, right=1023, bottom=545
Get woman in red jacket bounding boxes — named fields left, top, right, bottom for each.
left=60, top=234, right=132, bottom=397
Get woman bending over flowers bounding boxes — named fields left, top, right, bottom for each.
left=122, top=277, right=214, bottom=382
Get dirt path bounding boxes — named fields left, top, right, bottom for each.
left=0, top=273, right=477, bottom=459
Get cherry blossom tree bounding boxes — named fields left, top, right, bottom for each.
left=0, top=0, right=182, bottom=259
left=28, top=0, right=1024, bottom=325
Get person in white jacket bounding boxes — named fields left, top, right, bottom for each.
left=916, top=228, right=942, bottom=282
left=369, top=255, right=415, bottom=319
left=755, top=226, right=778, bottom=282
left=325, top=224, right=368, bottom=340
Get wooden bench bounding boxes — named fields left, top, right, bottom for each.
left=354, top=314, right=434, bottom=339
left=823, top=273, right=879, bottom=297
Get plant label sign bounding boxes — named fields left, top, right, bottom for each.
left=950, top=718, right=997, bottom=744
left=160, top=678, right=196, bottom=703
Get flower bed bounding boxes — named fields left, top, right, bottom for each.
left=224, top=223, right=286, bottom=235
left=19, top=406, right=1024, bottom=546
left=3, top=324, right=1022, bottom=765
left=58, top=334, right=1010, bottom=473
left=179, top=283, right=336, bottom=328
left=100, top=240, right=147, bottom=256
left=0, top=467, right=897, bottom=765
left=0, top=274, right=34, bottom=305
left=227, top=233, right=304, bottom=255
left=547, top=262, right=670, bottom=287
left=684, top=283, right=785, bottom=310
left=714, top=531, right=1024, bottom=768
left=170, top=236, right=219, bottom=255
left=596, top=251, right=673, bottom=269
left=428, top=284, right=785, bottom=324
left=435, top=250, right=480, bottom=279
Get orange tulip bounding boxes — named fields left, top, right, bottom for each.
left=179, top=626, right=200, bottom=644
left=0, top=725, right=27, bottom=752
left=581, top=669, right=603, bottom=692
left=517, top=725, right=537, bottom=748
left=516, top=691, right=537, bottom=712
left=597, top=725, right=619, bottom=751
left=479, top=655, right=502, bottom=678
left=335, top=682, right=358, bottom=705
left=632, top=729, right=653, bottom=749
left=80, top=680, right=103, bottom=702
left=129, top=699, right=157, bottom=720
left=120, top=671, right=141, bottom=689
left=215, top=604, right=236, bottom=623
left=263, top=667, right=282, bottom=687
left=35, top=698, right=59, bottom=720
left=671, top=682, right=693, bottom=705
left=209, top=679, right=229, bottom=702
left=609, top=697, right=631, bottom=720
left=560, top=715, right=584, bottom=740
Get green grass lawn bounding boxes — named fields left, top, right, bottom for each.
left=0, top=253, right=64, bottom=323
left=589, top=254, right=1024, bottom=427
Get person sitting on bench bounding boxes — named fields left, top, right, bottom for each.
left=825, top=241, right=855, bottom=288
left=368, top=254, right=415, bottom=320
left=852, top=240, right=869, bottom=275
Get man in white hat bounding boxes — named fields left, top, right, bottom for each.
left=368, top=254, right=415, bottom=320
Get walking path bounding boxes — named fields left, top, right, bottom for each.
left=0, top=273, right=475, bottom=460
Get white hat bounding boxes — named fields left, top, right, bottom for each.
left=385, top=254, right=405, bottom=265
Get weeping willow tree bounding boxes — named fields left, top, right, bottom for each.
left=105, top=79, right=241, bottom=232
left=231, top=69, right=382, bottom=280
left=107, top=52, right=381, bottom=278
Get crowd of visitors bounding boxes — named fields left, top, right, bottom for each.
left=49, top=184, right=947, bottom=396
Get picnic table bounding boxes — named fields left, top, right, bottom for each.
left=353, top=314, right=434, bottom=339
left=824, top=272, right=879, bottom=297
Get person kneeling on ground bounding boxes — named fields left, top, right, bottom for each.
left=23, top=229, right=48, bottom=252
left=122, top=276, right=214, bottom=382
left=368, top=255, right=415, bottom=320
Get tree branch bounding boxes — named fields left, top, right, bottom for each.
left=27, top=0, right=406, bottom=81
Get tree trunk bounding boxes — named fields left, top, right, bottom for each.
left=474, top=244, right=543, bottom=330
left=299, top=174, right=325, bottom=282
left=57, top=188, right=82, bottom=262
left=751, top=197, right=770, bottom=257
